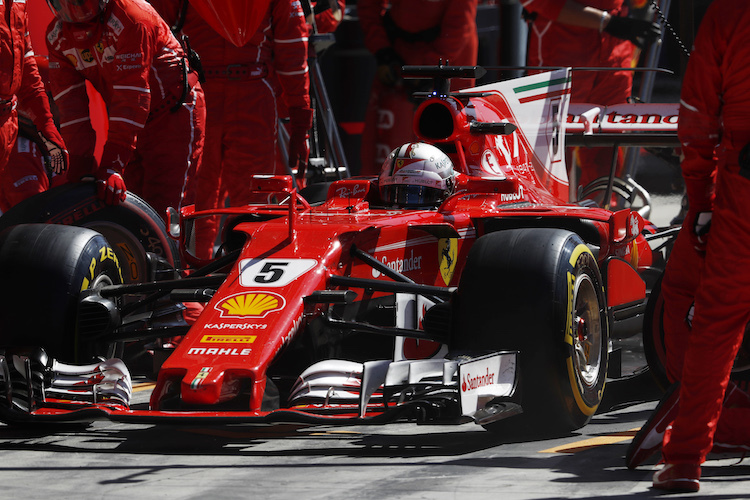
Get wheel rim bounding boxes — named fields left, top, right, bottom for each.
left=572, top=274, right=603, bottom=387
left=88, top=270, right=119, bottom=359
left=84, top=221, right=149, bottom=284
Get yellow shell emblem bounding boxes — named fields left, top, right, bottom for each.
left=215, top=292, right=284, bottom=318
left=438, top=238, right=458, bottom=286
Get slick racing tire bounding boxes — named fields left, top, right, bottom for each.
left=642, top=274, right=670, bottom=391
left=0, top=224, right=123, bottom=363
left=643, top=273, right=750, bottom=391
left=0, top=182, right=180, bottom=284
left=453, top=228, right=608, bottom=433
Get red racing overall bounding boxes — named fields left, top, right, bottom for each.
left=661, top=0, right=750, bottom=463
left=522, top=0, right=637, bottom=189
left=150, top=0, right=311, bottom=258
left=46, top=0, right=205, bottom=219
left=358, top=0, right=478, bottom=175
left=0, top=134, right=48, bottom=213
left=0, top=0, right=64, bottom=188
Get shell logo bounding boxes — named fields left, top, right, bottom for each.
left=214, top=292, right=285, bottom=318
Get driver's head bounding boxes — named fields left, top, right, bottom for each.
left=46, top=0, right=109, bottom=23
left=379, top=142, right=455, bottom=208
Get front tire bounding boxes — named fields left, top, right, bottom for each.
left=453, top=228, right=608, bottom=432
left=0, top=182, right=180, bottom=283
left=0, top=224, right=123, bottom=363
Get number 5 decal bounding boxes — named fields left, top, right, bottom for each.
left=239, top=259, right=317, bottom=287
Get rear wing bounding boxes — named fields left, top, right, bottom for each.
left=566, top=103, right=679, bottom=147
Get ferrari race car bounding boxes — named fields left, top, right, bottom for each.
left=0, top=66, right=678, bottom=432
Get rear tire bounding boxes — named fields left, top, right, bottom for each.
left=0, top=224, right=123, bottom=363
left=453, top=228, right=608, bottom=432
left=643, top=272, right=750, bottom=390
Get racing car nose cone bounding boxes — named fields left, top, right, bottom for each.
left=180, top=366, right=242, bottom=406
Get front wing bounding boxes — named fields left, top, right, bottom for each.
left=0, top=350, right=520, bottom=428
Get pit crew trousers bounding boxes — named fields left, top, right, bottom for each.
left=120, top=85, right=206, bottom=221
left=0, top=106, right=18, bottom=182
left=661, top=160, right=750, bottom=463
left=193, top=77, right=280, bottom=260
left=0, top=135, right=48, bottom=213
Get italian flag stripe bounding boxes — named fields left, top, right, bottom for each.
left=518, top=88, right=571, bottom=104
left=514, top=76, right=572, bottom=103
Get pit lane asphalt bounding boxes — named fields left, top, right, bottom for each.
left=4, top=195, right=749, bottom=499
left=2, top=372, right=749, bottom=499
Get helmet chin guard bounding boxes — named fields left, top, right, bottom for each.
left=379, top=143, right=456, bottom=207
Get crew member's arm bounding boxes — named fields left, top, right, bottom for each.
left=523, top=0, right=660, bottom=44
left=274, top=0, right=313, bottom=184
left=147, top=0, right=181, bottom=31
left=357, top=0, right=402, bottom=85
left=418, top=0, right=478, bottom=66
left=18, top=26, right=68, bottom=173
left=678, top=10, right=722, bottom=251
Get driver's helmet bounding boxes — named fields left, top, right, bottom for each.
left=46, top=0, right=109, bottom=23
left=379, top=142, right=455, bottom=207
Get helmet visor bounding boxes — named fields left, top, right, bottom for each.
left=383, top=185, right=446, bottom=207
left=46, top=0, right=105, bottom=23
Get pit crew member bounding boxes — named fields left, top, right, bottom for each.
left=45, top=0, right=205, bottom=218
left=358, top=0, right=478, bottom=176
left=627, top=0, right=750, bottom=492
left=149, top=0, right=311, bottom=258
left=0, top=0, right=67, bottom=190
left=521, top=0, right=660, bottom=190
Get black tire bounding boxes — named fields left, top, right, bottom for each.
left=0, top=182, right=180, bottom=283
left=643, top=272, right=750, bottom=390
left=0, top=224, right=124, bottom=363
left=453, top=228, right=608, bottom=432
left=642, top=274, right=670, bottom=391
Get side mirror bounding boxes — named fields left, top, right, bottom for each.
left=166, top=206, right=180, bottom=239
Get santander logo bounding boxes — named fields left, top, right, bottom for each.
left=461, top=367, right=496, bottom=392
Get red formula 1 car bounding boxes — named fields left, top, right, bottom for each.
left=0, top=66, right=678, bottom=432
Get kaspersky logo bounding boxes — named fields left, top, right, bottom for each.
left=214, top=292, right=285, bottom=318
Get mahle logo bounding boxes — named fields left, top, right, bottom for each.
left=214, top=292, right=285, bottom=318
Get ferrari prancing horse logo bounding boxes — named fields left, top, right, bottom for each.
left=438, top=238, right=457, bottom=286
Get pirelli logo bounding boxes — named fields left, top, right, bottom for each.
left=200, top=335, right=257, bottom=344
